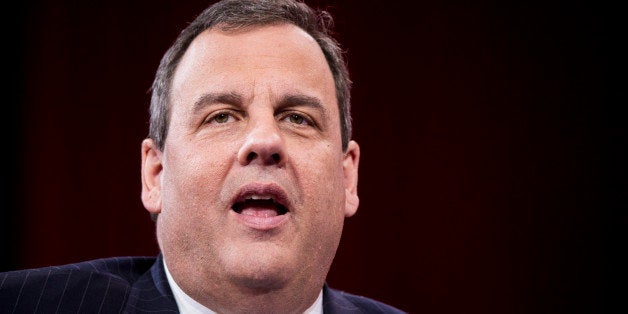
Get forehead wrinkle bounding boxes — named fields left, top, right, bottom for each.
left=176, top=24, right=336, bottom=123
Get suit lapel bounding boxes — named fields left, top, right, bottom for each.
left=124, top=254, right=179, bottom=313
left=323, top=283, right=362, bottom=314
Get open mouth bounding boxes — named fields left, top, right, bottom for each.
left=231, top=195, right=289, bottom=217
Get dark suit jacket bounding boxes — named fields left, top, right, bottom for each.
left=0, top=255, right=405, bottom=313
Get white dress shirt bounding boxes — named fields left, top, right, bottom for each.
left=163, top=260, right=323, bottom=314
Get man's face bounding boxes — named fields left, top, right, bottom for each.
left=141, top=24, right=359, bottom=308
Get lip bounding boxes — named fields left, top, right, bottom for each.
left=230, top=182, right=291, bottom=231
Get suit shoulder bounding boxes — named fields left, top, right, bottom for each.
left=1, top=256, right=155, bottom=283
left=325, top=286, right=407, bottom=314
left=0, top=256, right=156, bottom=313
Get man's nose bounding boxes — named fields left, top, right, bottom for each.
left=237, top=116, right=285, bottom=167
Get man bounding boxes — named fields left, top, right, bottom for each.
left=1, top=0, right=405, bottom=313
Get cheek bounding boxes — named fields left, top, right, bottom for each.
left=157, top=142, right=237, bottom=251
left=160, top=141, right=236, bottom=214
left=298, top=155, right=347, bottom=264
left=298, top=149, right=346, bottom=219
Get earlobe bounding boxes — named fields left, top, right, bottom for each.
left=141, top=138, right=163, bottom=215
left=343, top=140, right=360, bottom=217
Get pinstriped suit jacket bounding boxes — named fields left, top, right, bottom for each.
left=0, top=255, right=405, bottom=313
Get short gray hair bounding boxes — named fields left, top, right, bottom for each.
left=148, top=0, right=352, bottom=151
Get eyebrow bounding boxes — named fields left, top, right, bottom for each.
left=192, top=91, right=329, bottom=121
left=192, top=92, right=243, bottom=114
left=276, top=94, right=329, bottom=121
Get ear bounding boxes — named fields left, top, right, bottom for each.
left=343, top=140, right=360, bottom=217
left=141, top=138, right=163, bottom=215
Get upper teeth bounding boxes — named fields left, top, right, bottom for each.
left=248, top=195, right=273, bottom=201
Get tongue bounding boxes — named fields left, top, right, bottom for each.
left=240, top=208, right=279, bottom=218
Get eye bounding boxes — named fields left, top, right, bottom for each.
left=285, top=113, right=308, bottom=125
left=207, top=112, right=235, bottom=124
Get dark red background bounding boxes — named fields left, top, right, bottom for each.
left=2, top=1, right=622, bottom=313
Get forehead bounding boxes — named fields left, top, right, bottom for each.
left=171, top=23, right=337, bottom=112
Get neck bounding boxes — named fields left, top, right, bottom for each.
left=206, top=286, right=320, bottom=313
left=164, top=259, right=324, bottom=313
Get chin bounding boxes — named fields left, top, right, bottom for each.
left=222, top=246, right=297, bottom=292
left=231, top=272, right=288, bottom=292
left=227, top=262, right=292, bottom=292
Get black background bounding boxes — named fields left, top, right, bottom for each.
left=2, top=1, right=623, bottom=313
